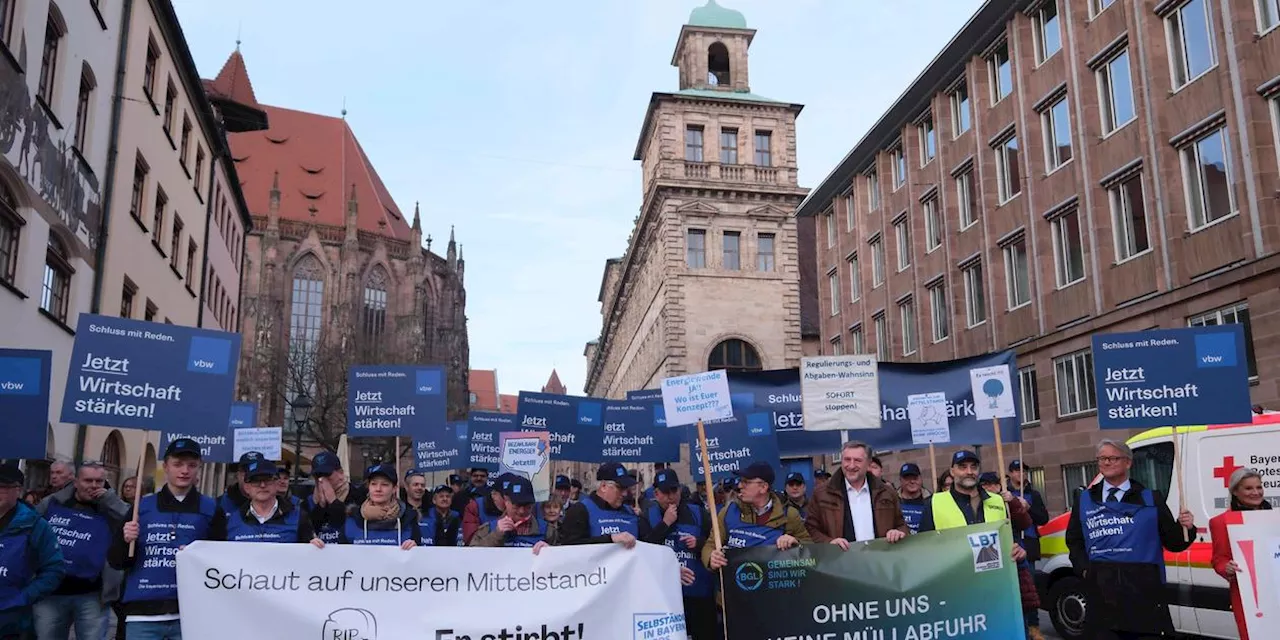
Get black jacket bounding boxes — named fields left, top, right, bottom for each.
left=561, top=493, right=645, bottom=545
left=229, top=497, right=316, bottom=543
left=640, top=499, right=712, bottom=548
left=1010, top=482, right=1050, bottom=560
left=308, top=483, right=368, bottom=539
left=425, top=507, right=462, bottom=546
left=1065, top=479, right=1194, bottom=574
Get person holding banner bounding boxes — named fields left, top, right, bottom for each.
left=1210, top=467, right=1270, bottom=640
left=469, top=477, right=557, bottom=550
left=218, top=452, right=264, bottom=518
left=402, top=470, right=430, bottom=519
left=643, top=469, right=716, bottom=640
left=782, top=472, right=809, bottom=520
left=306, top=451, right=368, bottom=545
left=705, top=461, right=811, bottom=572
left=462, top=473, right=511, bottom=544
left=419, top=485, right=463, bottom=547
left=0, top=462, right=65, bottom=640
left=896, top=463, right=931, bottom=534
left=805, top=442, right=909, bottom=547
left=33, top=461, right=128, bottom=640
left=1065, top=439, right=1196, bottom=640
left=917, top=450, right=1031, bottom=535
left=335, top=464, right=419, bottom=549
left=110, top=438, right=226, bottom=640
left=224, top=460, right=322, bottom=546
left=560, top=463, right=640, bottom=547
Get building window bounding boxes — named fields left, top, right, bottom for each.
left=989, top=42, right=1013, bottom=103
left=169, top=218, right=182, bottom=270
left=1034, top=1, right=1062, bottom=63
left=827, top=269, right=840, bottom=313
left=1110, top=174, right=1149, bottom=261
left=1019, top=366, right=1040, bottom=425
left=41, top=235, right=72, bottom=323
left=892, top=147, right=906, bottom=189
left=0, top=184, right=19, bottom=286
left=1052, top=210, right=1086, bottom=287
left=130, top=155, right=148, bottom=223
left=847, top=254, right=860, bottom=302
left=928, top=283, right=949, bottom=343
left=1261, top=0, right=1280, bottom=32
left=1167, top=0, right=1216, bottom=89
left=995, top=133, right=1021, bottom=203
left=830, top=337, right=843, bottom=356
left=74, top=68, right=95, bottom=152
left=919, top=117, right=936, bottom=165
left=0, top=0, right=15, bottom=47
left=1062, top=461, right=1101, bottom=505
left=37, top=9, right=65, bottom=105
left=686, top=229, right=706, bottom=268
left=849, top=325, right=864, bottom=354
left=1003, top=238, right=1031, bottom=308
left=180, top=116, right=192, bottom=167
left=1043, top=96, right=1073, bottom=170
left=1181, top=127, right=1235, bottom=229
left=362, top=268, right=388, bottom=339
left=120, top=278, right=136, bottom=318
left=143, top=37, right=159, bottom=97
left=870, top=237, right=885, bottom=286
left=867, top=171, right=880, bottom=210
left=844, top=191, right=856, bottom=232
left=1054, top=349, right=1097, bottom=416
left=152, top=187, right=166, bottom=244
left=923, top=197, right=942, bottom=252
left=956, top=170, right=977, bottom=228
left=894, top=218, right=910, bottom=271
left=719, top=128, right=738, bottom=165
left=143, top=299, right=157, bottom=322
left=185, top=240, right=196, bottom=282
left=163, top=82, right=176, bottom=135
left=1090, top=0, right=1117, bottom=18
left=723, top=231, right=740, bottom=271
left=1098, top=50, right=1136, bottom=134
left=950, top=83, right=971, bottom=137
left=900, top=299, right=918, bottom=356
left=757, top=233, right=775, bottom=272
left=963, top=262, right=986, bottom=327
left=707, top=339, right=762, bottom=373
left=873, top=314, right=888, bottom=361
left=194, top=147, right=205, bottom=187
left=753, top=131, right=771, bottom=166
left=685, top=126, right=703, bottom=162
left=290, top=259, right=324, bottom=352
left=1189, top=303, right=1258, bottom=377
left=825, top=210, right=836, bottom=248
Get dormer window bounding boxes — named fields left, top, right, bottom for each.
left=707, top=42, right=730, bottom=86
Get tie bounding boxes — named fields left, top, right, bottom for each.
left=1107, top=487, right=1120, bottom=503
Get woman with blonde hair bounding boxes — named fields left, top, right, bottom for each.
left=1210, top=466, right=1271, bottom=640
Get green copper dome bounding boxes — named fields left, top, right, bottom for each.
left=688, top=0, right=747, bottom=29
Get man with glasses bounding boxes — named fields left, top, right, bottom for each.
left=218, top=452, right=264, bottom=518
left=560, top=463, right=640, bottom=547
left=34, top=461, right=128, bottom=640
left=705, top=461, right=811, bottom=572
left=469, top=477, right=556, bottom=550
left=644, top=469, right=715, bottom=640
left=225, top=461, right=322, bottom=545
left=1066, top=439, right=1196, bottom=639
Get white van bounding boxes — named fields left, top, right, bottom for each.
left=1036, top=413, right=1280, bottom=639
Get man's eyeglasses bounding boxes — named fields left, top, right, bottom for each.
left=1096, top=456, right=1129, bottom=464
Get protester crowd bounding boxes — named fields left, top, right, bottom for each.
left=0, top=432, right=1263, bottom=640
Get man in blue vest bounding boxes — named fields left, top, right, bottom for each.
left=420, top=485, right=462, bottom=547
left=34, top=461, right=128, bottom=640
left=1007, top=460, right=1048, bottom=558
left=462, top=473, right=511, bottom=544
left=109, top=438, right=226, bottom=640
left=470, top=477, right=555, bottom=550
left=1065, top=439, right=1196, bottom=639
left=0, top=462, right=64, bottom=639
left=896, top=463, right=930, bottom=533
left=307, top=451, right=367, bottom=545
left=218, top=452, right=264, bottom=517
left=705, top=461, right=810, bottom=571
left=560, top=462, right=640, bottom=547
left=225, top=460, right=321, bottom=545
left=643, top=469, right=713, bottom=640
left=451, top=468, right=490, bottom=514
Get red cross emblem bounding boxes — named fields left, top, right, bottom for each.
left=1213, top=456, right=1243, bottom=488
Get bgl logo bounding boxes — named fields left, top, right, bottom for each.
left=322, top=608, right=377, bottom=640
left=734, top=562, right=764, bottom=591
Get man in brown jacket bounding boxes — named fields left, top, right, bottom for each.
left=805, top=441, right=909, bottom=549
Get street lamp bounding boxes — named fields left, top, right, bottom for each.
left=291, top=393, right=313, bottom=479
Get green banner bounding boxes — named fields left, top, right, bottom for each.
left=723, top=521, right=1025, bottom=639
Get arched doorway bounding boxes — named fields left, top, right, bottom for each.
left=707, top=338, right=762, bottom=373
left=100, top=430, right=124, bottom=488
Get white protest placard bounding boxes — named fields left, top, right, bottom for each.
left=498, top=431, right=551, bottom=501
left=908, top=392, right=950, bottom=445
left=800, top=355, right=880, bottom=431
left=233, top=427, right=282, bottom=461
left=1228, top=510, right=1280, bottom=638
left=177, top=542, right=687, bottom=640
left=660, top=370, right=732, bottom=427
left=969, top=365, right=1016, bottom=421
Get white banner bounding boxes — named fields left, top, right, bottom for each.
left=233, top=427, right=282, bottom=460
left=177, top=541, right=687, bottom=640
left=800, top=355, right=880, bottom=431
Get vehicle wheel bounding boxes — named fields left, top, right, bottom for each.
left=1048, top=575, right=1089, bottom=639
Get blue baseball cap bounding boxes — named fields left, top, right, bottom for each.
left=448, top=474, right=463, bottom=485
left=596, top=462, right=637, bottom=488
left=244, top=460, right=278, bottom=481
left=785, top=472, right=805, bottom=485
left=814, top=469, right=831, bottom=479
left=364, top=463, right=397, bottom=485
left=733, top=461, right=775, bottom=485
left=433, top=484, right=454, bottom=494
left=554, top=475, right=571, bottom=489
left=164, top=438, right=202, bottom=460
left=311, top=451, right=341, bottom=476
left=653, top=469, right=681, bottom=490
left=951, top=450, right=980, bottom=466
left=899, top=463, right=922, bottom=477
left=495, top=472, right=519, bottom=494
left=506, top=476, right=536, bottom=505
left=979, top=472, right=1001, bottom=486
left=1008, top=459, right=1023, bottom=471
left=404, top=468, right=425, bottom=480
left=238, top=451, right=265, bottom=465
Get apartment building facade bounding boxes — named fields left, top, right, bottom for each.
left=798, top=0, right=1280, bottom=512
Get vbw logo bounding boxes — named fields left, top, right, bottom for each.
left=734, top=562, right=765, bottom=591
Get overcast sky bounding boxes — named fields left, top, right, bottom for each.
left=174, top=0, right=984, bottom=398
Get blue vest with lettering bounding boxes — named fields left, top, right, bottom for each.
left=122, top=494, right=216, bottom=603
left=225, top=506, right=300, bottom=543
left=723, top=502, right=785, bottom=549
left=900, top=499, right=925, bottom=534
left=1079, top=488, right=1164, bottom=571
left=218, top=492, right=241, bottom=518
left=44, top=501, right=111, bottom=580
left=1019, top=489, right=1040, bottom=541
left=648, top=503, right=713, bottom=598
left=343, top=517, right=412, bottom=546
left=476, top=499, right=502, bottom=533
left=582, top=498, right=638, bottom=537
left=507, top=520, right=547, bottom=548
left=420, top=510, right=461, bottom=547
left=307, top=495, right=341, bottom=544
left=0, top=526, right=33, bottom=611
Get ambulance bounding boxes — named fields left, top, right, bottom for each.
left=1035, top=412, right=1280, bottom=639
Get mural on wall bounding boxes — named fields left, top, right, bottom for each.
left=0, top=35, right=103, bottom=251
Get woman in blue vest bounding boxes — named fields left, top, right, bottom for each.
left=0, top=462, right=65, bottom=639
left=419, top=485, right=462, bottom=547
left=643, top=469, right=714, bottom=640
left=336, top=464, right=418, bottom=548
left=469, top=477, right=556, bottom=550
left=109, top=438, right=226, bottom=640
left=1065, top=439, right=1195, bottom=639
left=560, top=463, right=641, bottom=547
left=224, top=460, right=323, bottom=546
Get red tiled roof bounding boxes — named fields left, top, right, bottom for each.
left=207, top=49, right=260, bottom=110
left=469, top=370, right=500, bottom=412
left=542, top=369, right=567, bottom=395
left=499, top=395, right=518, bottom=414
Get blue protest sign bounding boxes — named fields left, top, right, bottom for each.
left=1092, top=325, right=1251, bottom=429
left=689, top=393, right=781, bottom=483
left=60, top=314, right=241, bottom=434
left=625, top=389, right=662, bottom=402
left=158, top=401, right=253, bottom=463
left=515, top=392, right=605, bottom=462
left=416, top=421, right=467, bottom=472
left=0, top=349, right=51, bottom=459
left=347, top=365, right=447, bottom=437
left=467, top=411, right=512, bottom=471
left=601, top=401, right=680, bottom=463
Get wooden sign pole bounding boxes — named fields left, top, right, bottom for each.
left=992, top=418, right=1008, bottom=494
left=927, top=442, right=938, bottom=495
left=127, top=432, right=151, bottom=558
left=696, top=419, right=723, bottom=549
left=1017, top=442, right=1026, bottom=500
left=394, top=436, right=402, bottom=542
left=1173, top=426, right=1188, bottom=542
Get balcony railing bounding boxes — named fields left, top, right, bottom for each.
left=681, top=161, right=784, bottom=185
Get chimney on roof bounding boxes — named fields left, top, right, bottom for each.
left=267, top=171, right=281, bottom=231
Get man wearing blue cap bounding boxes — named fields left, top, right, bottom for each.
left=553, top=475, right=573, bottom=508
left=217, top=451, right=264, bottom=517
left=644, top=468, right=714, bottom=640
left=225, top=460, right=322, bottom=546
left=402, top=469, right=430, bottom=519
left=705, top=461, right=810, bottom=572
left=462, top=473, right=512, bottom=544
left=0, top=462, right=64, bottom=639
left=916, top=450, right=1031, bottom=536
left=896, top=463, right=931, bottom=533
left=561, top=462, right=640, bottom=547
left=110, top=438, right=226, bottom=639
left=307, top=451, right=368, bottom=545
left=782, top=472, right=810, bottom=520
left=470, top=477, right=556, bottom=550
left=420, top=485, right=462, bottom=547
left=451, top=468, right=491, bottom=515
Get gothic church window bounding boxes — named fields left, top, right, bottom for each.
left=708, top=339, right=761, bottom=373
left=707, top=42, right=730, bottom=86
left=287, top=256, right=324, bottom=426
left=363, top=267, right=388, bottom=338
